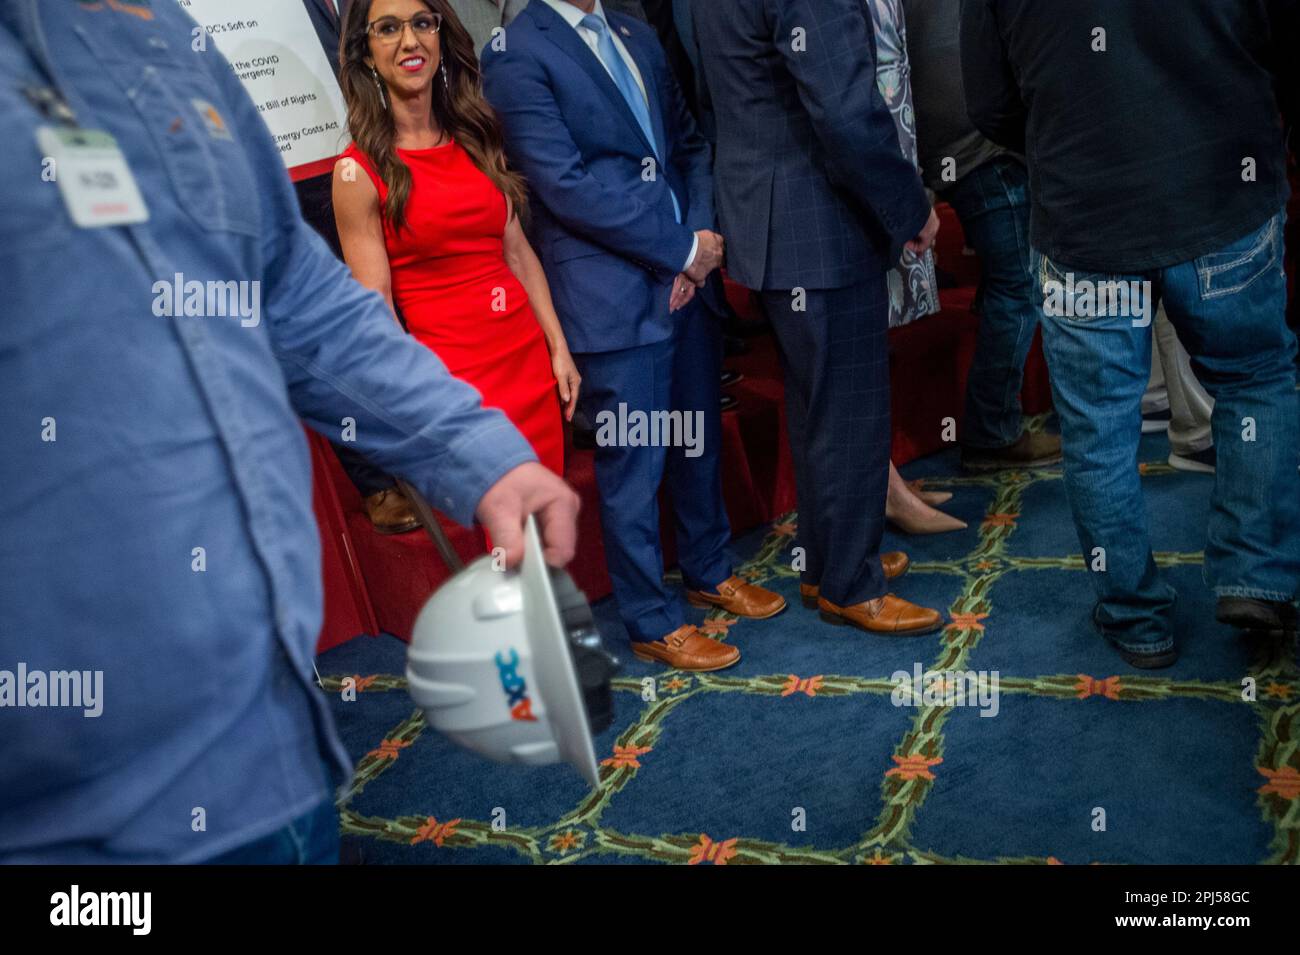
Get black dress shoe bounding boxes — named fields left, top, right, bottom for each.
left=720, top=393, right=739, bottom=412
left=1216, top=596, right=1298, bottom=631
left=720, top=368, right=744, bottom=388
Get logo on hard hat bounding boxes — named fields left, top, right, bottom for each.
left=494, top=648, right=537, bottom=722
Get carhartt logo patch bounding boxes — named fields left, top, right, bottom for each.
left=191, top=99, right=233, bottom=141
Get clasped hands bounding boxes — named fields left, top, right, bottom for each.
left=670, top=229, right=725, bottom=312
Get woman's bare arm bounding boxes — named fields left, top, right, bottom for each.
left=502, top=207, right=581, bottom=420
left=332, top=157, right=398, bottom=319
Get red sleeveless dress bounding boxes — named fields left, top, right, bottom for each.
left=342, top=140, right=564, bottom=476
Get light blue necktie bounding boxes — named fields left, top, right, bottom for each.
left=581, top=13, right=682, bottom=223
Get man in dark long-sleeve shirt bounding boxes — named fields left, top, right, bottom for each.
left=962, top=0, right=1294, bottom=272
left=961, top=0, right=1299, bottom=667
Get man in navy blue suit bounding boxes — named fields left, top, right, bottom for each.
left=483, top=0, right=786, bottom=671
left=692, top=0, right=944, bottom=637
left=303, top=0, right=346, bottom=77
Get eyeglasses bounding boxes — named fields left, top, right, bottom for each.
left=366, top=12, right=443, bottom=43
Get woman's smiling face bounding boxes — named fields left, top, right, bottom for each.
left=365, top=0, right=442, bottom=96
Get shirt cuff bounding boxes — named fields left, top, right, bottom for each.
left=424, top=419, right=539, bottom=526
left=682, top=233, right=699, bottom=273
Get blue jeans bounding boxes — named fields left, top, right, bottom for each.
left=1034, top=209, right=1300, bottom=655
left=943, top=157, right=1042, bottom=449
left=206, top=798, right=340, bottom=865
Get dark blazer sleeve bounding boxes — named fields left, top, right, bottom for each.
left=662, top=54, right=715, bottom=234
left=960, top=0, right=1027, bottom=153
left=481, top=42, right=696, bottom=275
left=302, top=0, right=342, bottom=77
left=767, top=0, right=930, bottom=262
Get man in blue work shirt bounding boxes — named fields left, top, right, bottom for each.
left=0, top=0, right=578, bottom=863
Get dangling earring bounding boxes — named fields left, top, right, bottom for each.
left=440, top=58, right=450, bottom=92
left=371, top=66, right=388, bottom=110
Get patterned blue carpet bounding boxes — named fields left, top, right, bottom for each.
left=318, top=418, right=1300, bottom=864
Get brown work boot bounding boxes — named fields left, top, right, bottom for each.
left=631, top=625, right=741, bottom=671
left=961, top=431, right=1062, bottom=472
left=364, top=487, right=420, bottom=535
left=817, top=593, right=943, bottom=636
left=799, top=553, right=910, bottom=608
left=686, top=575, right=786, bottom=619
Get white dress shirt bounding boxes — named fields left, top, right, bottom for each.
left=540, top=0, right=697, bottom=274
left=540, top=0, right=648, bottom=99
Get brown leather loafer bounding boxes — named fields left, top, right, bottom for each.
left=686, top=575, right=786, bottom=619
left=817, top=593, right=943, bottom=636
left=364, top=488, right=420, bottom=535
left=799, top=553, right=910, bottom=608
left=631, top=625, right=741, bottom=671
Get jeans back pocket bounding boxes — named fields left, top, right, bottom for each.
left=1034, top=252, right=1150, bottom=326
left=1194, top=214, right=1280, bottom=300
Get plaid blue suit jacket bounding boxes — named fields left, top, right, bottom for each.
left=691, top=0, right=930, bottom=291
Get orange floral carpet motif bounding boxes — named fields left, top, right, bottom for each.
left=320, top=416, right=1300, bottom=864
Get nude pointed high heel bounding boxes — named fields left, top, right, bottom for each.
left=886, top=503, right=968, bottom=535
left=888, top=463, right=966, bottom=535
left=906, top=478, right=953, bottom=507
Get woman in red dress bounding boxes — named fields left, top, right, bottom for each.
left=333, top=0, right=576, bottom=493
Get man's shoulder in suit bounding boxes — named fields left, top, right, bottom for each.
left=517, top=0, right=654, bottom=43
left=605, top=6, right=654, bottom=36
left=486, top=2, right=659, bottom=68
left=605, top=7, right=667, bottom=74
left=481, top=0, right=545, bottom=70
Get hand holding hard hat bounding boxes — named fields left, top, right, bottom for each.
left=407, top=514, right=620, bottom=787
left=475, top=462, right=581, bottom=568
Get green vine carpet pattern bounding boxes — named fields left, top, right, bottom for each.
left=319, top=416, right=1300, bottom=864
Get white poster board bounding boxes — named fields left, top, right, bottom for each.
left=179, top=0, right=349, bottom=180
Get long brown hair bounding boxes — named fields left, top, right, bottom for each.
left=339, top=0, right=527, bottom=232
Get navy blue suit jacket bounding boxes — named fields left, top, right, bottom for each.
left=303, top=0, right=345, bottom=78
left=691, top=0, right=930, bottom=291
left=482, top=1, right=714, bottom=354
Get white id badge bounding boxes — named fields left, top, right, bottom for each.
left=37, top=126, right=149, bottom=228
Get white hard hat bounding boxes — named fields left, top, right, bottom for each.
left=406, top=516, right=619, bottom=787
